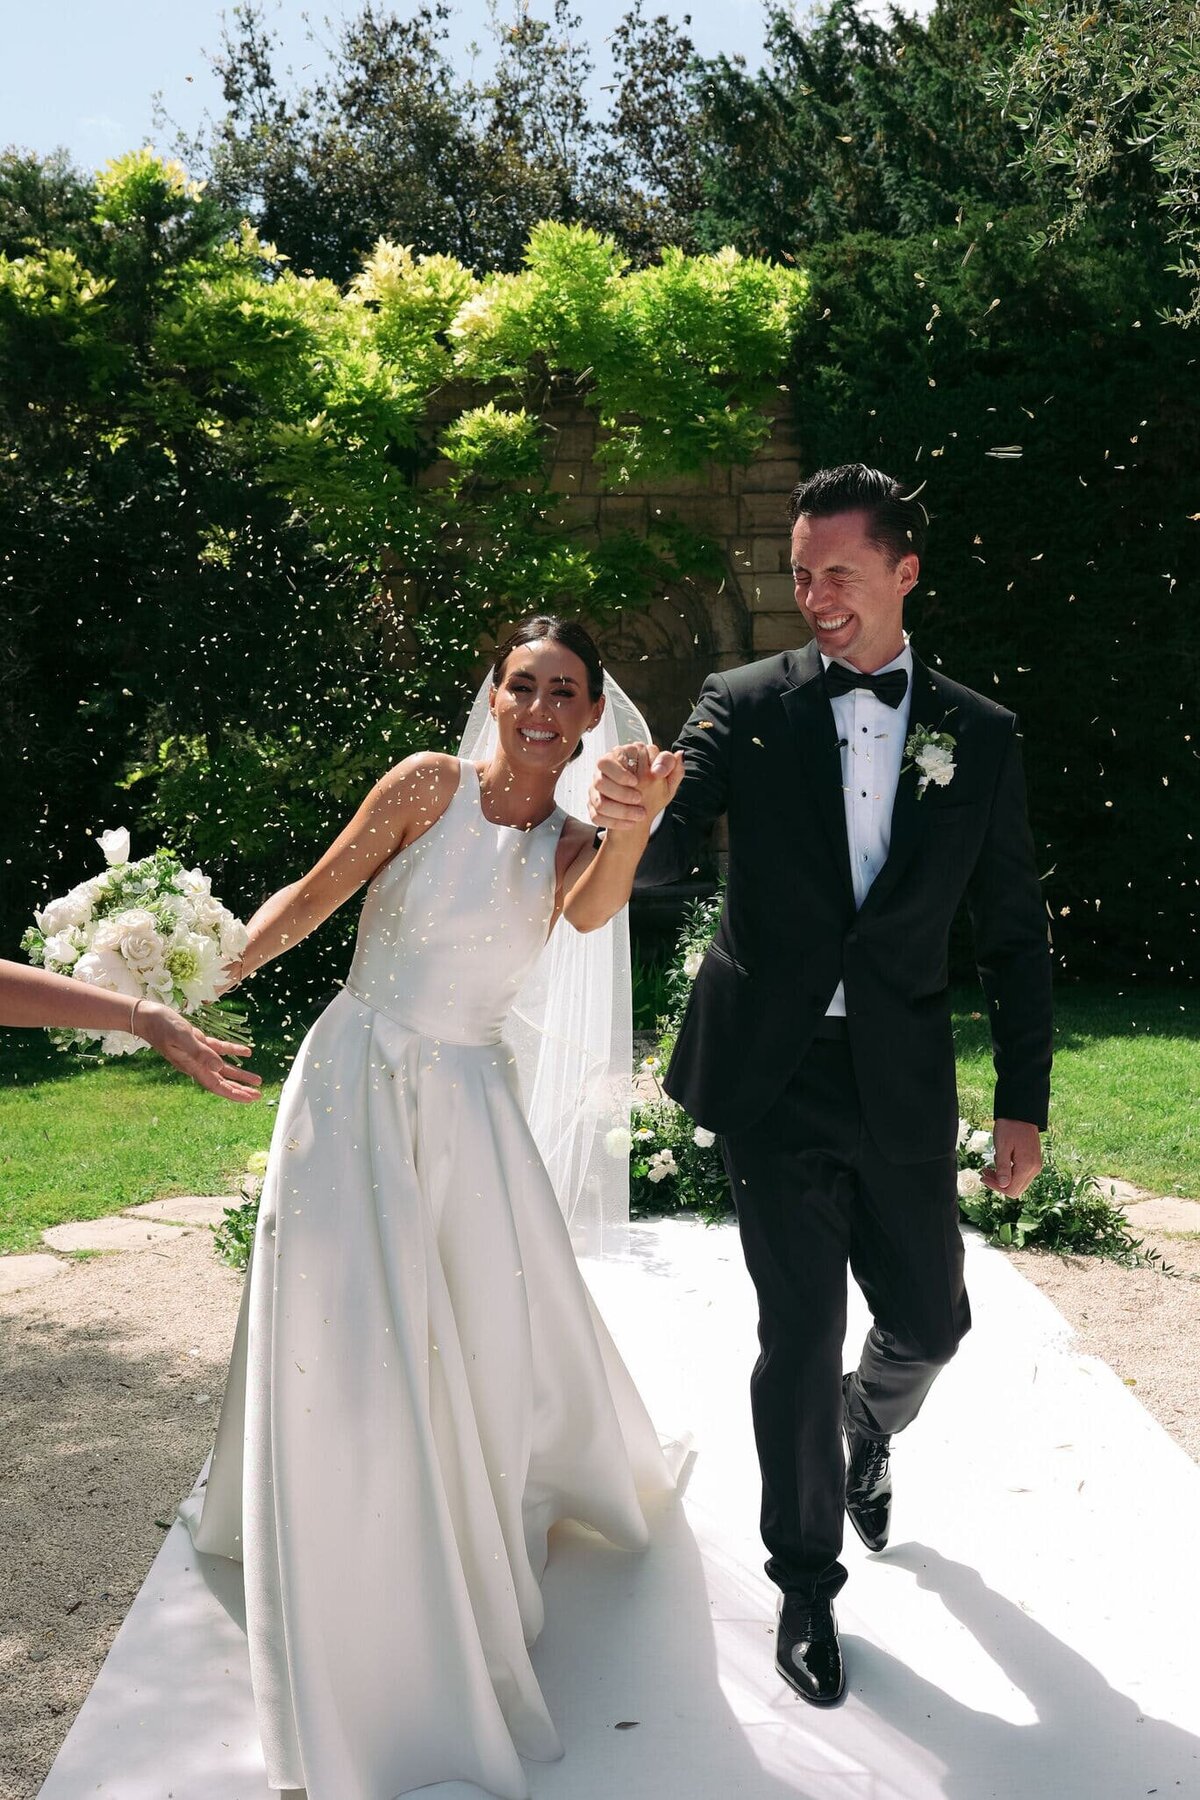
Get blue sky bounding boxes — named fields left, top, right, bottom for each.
left=2, top=0, right=932, bottom=174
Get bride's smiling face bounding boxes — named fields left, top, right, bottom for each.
left=489, top=638, right=605, bottom=773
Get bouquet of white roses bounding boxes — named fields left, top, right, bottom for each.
left=20, top=827, right=251, bottom=1057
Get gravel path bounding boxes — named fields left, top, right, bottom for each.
left=0, top=1223, right=241, bottom=1800
left=1, top=1190, right=1197, bottom=1800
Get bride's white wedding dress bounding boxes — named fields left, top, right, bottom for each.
left=181, top=759, right=671, bottom=1800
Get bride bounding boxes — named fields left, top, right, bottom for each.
left=181, top=614, right=684, bottom=1800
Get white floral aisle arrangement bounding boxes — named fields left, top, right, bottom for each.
left=20, top=827, right=250, bottom=1057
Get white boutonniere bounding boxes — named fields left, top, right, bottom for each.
left=904, top=725, right=956, bottom=798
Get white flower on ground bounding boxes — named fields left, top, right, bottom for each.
left=647, top=1149, right=677, bottom=1184
left=683, top=950, right=703, bottom=980
left=966, top=1129, right=994, bottom=1160
left=957, top=1117, right=971, bottom=1149
left=97, top=826, right=131, bottom=866
left=693, top=1126, right=716, bottom=1148
left=957, top=1168, right=985, bottom=1198
left=639, top=1055, right=661, bottom=1073
left=604, top=1126, right=633, bottom=1159
left=246, top=1150, right=270, bottom=1176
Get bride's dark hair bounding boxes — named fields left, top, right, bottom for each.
left=490, top=616, right=605, bottom=761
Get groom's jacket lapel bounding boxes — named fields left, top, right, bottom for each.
left=779, top=642, right=855, bottom=909
left=778, top=643, right=961, bottom=915
left=858, top=654, right=956, bottom=918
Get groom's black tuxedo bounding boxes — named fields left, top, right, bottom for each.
left=639, top=641, right=1052, bottom=1155
left=637, top=638, right=1053, bottom=1606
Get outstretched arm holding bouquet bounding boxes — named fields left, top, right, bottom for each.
left=0, top=959, right=261, bottom=1101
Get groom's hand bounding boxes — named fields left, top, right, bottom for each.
left=984, top=1119, right=1043, bottom=1199
left=589, top=744, right=684, bottom=831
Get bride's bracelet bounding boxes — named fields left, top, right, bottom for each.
left=129, top=997, right=147, bottom=1038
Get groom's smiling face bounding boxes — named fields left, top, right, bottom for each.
left=791, top=508, right=918, bottom=673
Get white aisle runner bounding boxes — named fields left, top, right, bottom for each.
left=38, top=1221, right=1200, bottom=1800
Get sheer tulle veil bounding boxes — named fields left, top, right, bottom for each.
left=457, top=668, right=651, bottom=1258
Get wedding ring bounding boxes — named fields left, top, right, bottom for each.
left=621, top=751, right=638, bottom=772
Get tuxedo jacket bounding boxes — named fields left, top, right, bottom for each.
left=637, top=641, right=1053, bottom=1161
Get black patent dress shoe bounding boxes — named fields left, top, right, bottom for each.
left=775, top=1595, right=845, bottom=1705
left=843, top=1372, right=892, bottom=1553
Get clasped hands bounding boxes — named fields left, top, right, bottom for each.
left=588, top=742, right=685, bottom=834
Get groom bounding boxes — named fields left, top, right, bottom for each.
left=590, top=464, right=1052, bottom=1704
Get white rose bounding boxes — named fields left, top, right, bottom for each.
left=91, top=908, right=161, bottom=976
left=73, top=948, right=143, bottom=1000
left=966, top=1129, right=994, bottom=1160
left=124, top=934, right=167, bottom=977
left=647, top=1148, right=677, bottom=1184
left=916, top=745, right=955, bottom=788
left=683, top=950, right=703, bottom=980
left=693, top=1126, right=716, bottom=1148
left=109, top=905, right=156, bottom=938
left=604, top=1126, right=633, bottom=1159
left=218, top=912, right=249, bottom=959
left=139, top=962, right=175, bottom=1003
left=35, top=879, right=101, bottom=935
left=42, top=930, right=83, bottom=970
left=957, top=1117, right=971, bottom=1149
left=178, top=867, right=212, bottom=899
left=189, top=892, right=227, bottom=933
left=97, top=827, right=131, bottom=866
left=957, top=1168, right=985, bottom=1198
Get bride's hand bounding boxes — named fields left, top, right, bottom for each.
left=218, top=956, right=245, bottom=997
left=134, top=1000, right=262, bottom=1102
left=589, top=744, right=683, bottom=831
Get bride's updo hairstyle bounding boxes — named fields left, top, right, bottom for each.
left=490, top=616, right=605, bottom=761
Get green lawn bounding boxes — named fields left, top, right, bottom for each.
left=0, top=1024, right=294, bottom=1254
left=954, top=983, right=1198, bottom=1196
left=1, top=984, right=1195, bottom=1255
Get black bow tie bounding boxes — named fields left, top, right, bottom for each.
left=823, top=662, right=909, bottom=709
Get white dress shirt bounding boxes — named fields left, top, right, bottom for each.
left=822, top=641, right=914, bottom=1017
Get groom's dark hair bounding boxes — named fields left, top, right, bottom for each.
left=788, top=464, right=928, bottom=566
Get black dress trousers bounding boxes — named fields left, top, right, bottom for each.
left=721, top=1029, right=971, bottom=1603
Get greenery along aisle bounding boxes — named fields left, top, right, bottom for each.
left=627, top=893, right=1192, bottom=1267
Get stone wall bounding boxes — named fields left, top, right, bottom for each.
left=413, top=391, right=809, bottom=752
left=544, top=396, right=807, bottom=750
